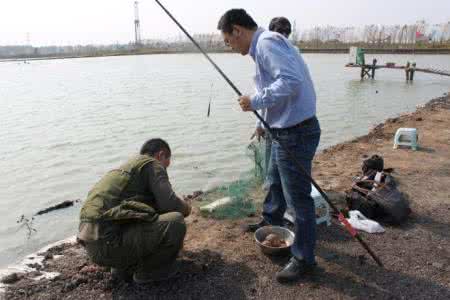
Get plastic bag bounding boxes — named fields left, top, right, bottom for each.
left=346, top=210, right=385, bottom=234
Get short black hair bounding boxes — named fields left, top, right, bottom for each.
left=269, top=17, right=292, bottom=37
left=217, top=9, right=258, bottom=34
left=140, top=138, right=171, bottom=157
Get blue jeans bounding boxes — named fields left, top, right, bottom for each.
left=262, top=116, right=321, bottom=265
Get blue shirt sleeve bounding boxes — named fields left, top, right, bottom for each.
left=250, top=38, right=304, bottom=111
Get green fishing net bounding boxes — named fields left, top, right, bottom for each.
left=246, top=138, right=268, bottom=182
left=199, top=139, right=268, bottom=219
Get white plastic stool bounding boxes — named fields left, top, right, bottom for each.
left=283, top=184, right=332, bottom=226
left=393, top=128, right=418, bottom=151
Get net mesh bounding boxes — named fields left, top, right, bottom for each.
left=246, top=138, right=268, bottom=182
left=199, top=139, right=268, bottom=219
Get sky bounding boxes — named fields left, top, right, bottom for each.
left=0, top=0, right=449, bottom=46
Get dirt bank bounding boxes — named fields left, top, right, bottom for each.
left=3, top=94, right=450, bottom=300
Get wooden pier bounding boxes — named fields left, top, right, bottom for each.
left=346, top=59, right=450, bottom=81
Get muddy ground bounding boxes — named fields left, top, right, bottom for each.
left=3, top=94, right=450, bottom=300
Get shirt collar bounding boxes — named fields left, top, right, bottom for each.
left=249, top=27, right=264, bottom=59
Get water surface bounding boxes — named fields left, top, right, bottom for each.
left=0, top=53, right=449, bottom=267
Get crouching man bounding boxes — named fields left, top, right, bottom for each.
left=77, top=138, right=191, bottom=284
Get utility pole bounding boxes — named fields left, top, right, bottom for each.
left=26, top=32, right=31, bottom=46
left=134, top=1, right=142, bottom=46
left=291, top=20, right=299, bottom=43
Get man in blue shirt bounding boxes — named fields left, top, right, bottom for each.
left=218, top=9, right=321, bottom=283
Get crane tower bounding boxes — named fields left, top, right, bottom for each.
left=134, top=1, right=142, bottom=46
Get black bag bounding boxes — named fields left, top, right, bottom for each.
left=346, top=190, right=380, bottom=219
left=350, top=176, right=411, bottom=224
left=362, top=155, right=384, bottom=177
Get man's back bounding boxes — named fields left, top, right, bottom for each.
left=79, top=155, right=156, bottom=222
left=79, top=153, right=189, bottom=228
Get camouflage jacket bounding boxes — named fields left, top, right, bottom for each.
left=78, top=154, right=189, bottom=241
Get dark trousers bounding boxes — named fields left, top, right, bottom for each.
left=263, top=117, right=321, bottom=265
left=84, top=212, right=186, bottom=274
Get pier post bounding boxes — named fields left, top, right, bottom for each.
left=360, top=65, right=372, bottom=80
left=410, top=62, right=416, bottom=81
left=371, top=59, right=377, bottom=79
left=405, top=62, right=411, bottom=81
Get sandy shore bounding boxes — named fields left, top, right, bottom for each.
left=2, top=93, right=449, bottom=300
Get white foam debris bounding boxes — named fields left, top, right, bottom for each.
left=0, top=235, right=77, bottom=296
left=32, top=272, right=60, bottom=281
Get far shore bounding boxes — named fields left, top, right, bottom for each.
left=2, top=47, right=450, bottom=63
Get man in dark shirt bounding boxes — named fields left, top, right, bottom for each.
left=269, top=16, right=292, bottom=39
left=77, top=138, right=191, bottom=284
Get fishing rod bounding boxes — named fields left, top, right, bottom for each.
left=154, top=0, right=383, bottom=267
left=207, top=83, right=213, bottom=117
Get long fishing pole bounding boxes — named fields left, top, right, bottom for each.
left=207, top=83, right=213, bottom=117
left=154, top=0, right=383, bottom=267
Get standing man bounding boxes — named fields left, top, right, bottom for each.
left=217, top=9, right=321, bottom=283
left=261, top=17, right=294, bottom=180
left=269, top=16, right=292, bottom=39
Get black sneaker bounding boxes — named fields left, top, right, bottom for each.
left=275, top=257, right=316, bottom=283
left=133, top=262, right=179, bottom=284
left=111, top=267, right=133, bottom=282
left=243, top=219, right=270, bottom=232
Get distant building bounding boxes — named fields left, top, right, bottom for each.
left=0, top=46, right=34, bottom=58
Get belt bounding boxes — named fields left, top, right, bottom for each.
left=271, top=117, right=315, bottom=132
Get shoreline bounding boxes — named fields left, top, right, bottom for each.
left=2, top=93, right=450, bottom=299
left=2, top=47, right=450, bottom=63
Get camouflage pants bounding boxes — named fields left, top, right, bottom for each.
left=84, top=212, right=186, bottom=274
